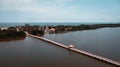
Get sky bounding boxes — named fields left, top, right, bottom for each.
left=0, top=0, right=120, bottom=23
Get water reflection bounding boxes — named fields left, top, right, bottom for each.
left=0, top=37, right=115, bottom=67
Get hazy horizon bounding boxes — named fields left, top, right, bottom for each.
left=0, top=22, right=120, bottom=23
left=0, top=0, right=120, bottom=23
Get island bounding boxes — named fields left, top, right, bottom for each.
left=0, top=23, right=120, bottom=41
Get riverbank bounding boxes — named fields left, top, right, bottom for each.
left=0, top=23, right=120, bottom=41
left=52, top=23, right=120, bottom=33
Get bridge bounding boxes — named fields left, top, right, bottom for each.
left=24, top=31, right=120, bottom=66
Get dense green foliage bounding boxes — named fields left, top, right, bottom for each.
left=30, top=30, right=44, bottom=36
left=0, top=29, right=26, bottom=41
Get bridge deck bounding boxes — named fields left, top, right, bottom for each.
left=28, top=33, right=120, bottom=66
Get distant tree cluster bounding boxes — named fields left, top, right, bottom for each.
left=53, top=23, right=120, bottom=33
left=22, top=24, right=45, bottom=36
left=30, top=30, right=44, bottom=36
left=0, top=28, right=26, bottom=41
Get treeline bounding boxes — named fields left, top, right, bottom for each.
left=30, top=30, right=44, bottom=36
left=22, top=24, right=45, bottom=36
left=0, top=28, right=26, bottom=41
left=52, top=23, right=120, bottom=33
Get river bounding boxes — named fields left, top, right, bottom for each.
left=43, top=27, right=120, bottom=62
left=0, top=36, right=115, bottom=67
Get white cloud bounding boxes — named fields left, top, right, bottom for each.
left=0, top=0, right=74, bottom=14
left=1, top=0, right=33, bottom=4
left=0, top=0, right=34, bottom=11
left=0, top=0, right=93, bottom=22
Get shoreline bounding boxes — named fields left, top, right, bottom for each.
left=52, top=23, right=120, bottom=33
left=0, top=37, right=26, bottom=42
left=0, top=23, right=120, bottom=41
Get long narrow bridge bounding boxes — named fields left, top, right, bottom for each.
left=25, top=31, right=120, bottom=66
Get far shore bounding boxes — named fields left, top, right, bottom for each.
left=0, top=23, right=120, bottom=42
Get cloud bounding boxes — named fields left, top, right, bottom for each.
left=1, top=0, right=33, bottom=4
left=0, top=0, right=34, bottom=10
left=0, top=0, right=78, bottom=22
left=0, top=0, right=120, bottom=22
left=0, top=0, right=74, bottom=12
